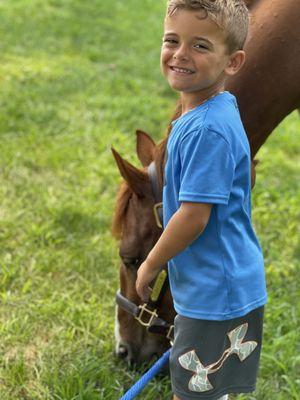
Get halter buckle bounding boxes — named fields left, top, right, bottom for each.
left=136, top=304, right=158, bottom=327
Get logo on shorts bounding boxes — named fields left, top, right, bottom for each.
left=178, top=323, right=258, bottom=393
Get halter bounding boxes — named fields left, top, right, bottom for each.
left=115, top=161, right=174, bottom=343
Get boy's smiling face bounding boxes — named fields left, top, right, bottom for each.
left=160, top=9, right=241, bottom=109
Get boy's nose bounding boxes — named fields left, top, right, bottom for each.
left=173, top=45, right=189, bottom=61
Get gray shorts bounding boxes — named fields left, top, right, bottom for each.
left=169, top=307, right=264, bottom=400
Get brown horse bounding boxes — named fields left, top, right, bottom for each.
left=112, top=0, right=300, bottom=364
left=111, top=133, right=173, bottom=364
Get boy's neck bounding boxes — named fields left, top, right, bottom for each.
left=180, top=84, right=226, bottom=115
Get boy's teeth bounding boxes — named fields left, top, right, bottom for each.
left=172, top=67, right=193, bottom=74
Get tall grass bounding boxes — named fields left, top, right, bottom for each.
left=0, top=1, right=299, bottom=399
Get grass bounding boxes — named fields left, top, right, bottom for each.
left=0, top=0, right=299, bottom=399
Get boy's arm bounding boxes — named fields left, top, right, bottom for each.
left=136, top=201, right=212, bottom=302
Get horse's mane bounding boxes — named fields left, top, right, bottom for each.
left=111, top=100, right=182, bottom=240
left=111, top=182, right=132, bottom=240
left=152, top=99, right=182, bottom=188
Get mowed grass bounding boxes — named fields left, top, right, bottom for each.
left=0, top=1, right=299, bottom=399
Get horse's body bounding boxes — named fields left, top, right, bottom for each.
left=112, top=0, right=300, bottom=364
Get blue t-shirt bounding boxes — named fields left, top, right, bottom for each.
left=163, top=91, right=267, bottom=321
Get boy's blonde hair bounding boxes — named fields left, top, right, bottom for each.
left=167, top=0, right=249, bottom=53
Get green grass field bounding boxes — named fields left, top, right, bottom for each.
left=0, top=1, right=299, bottom=399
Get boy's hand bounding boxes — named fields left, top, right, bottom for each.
left=136, top=260, right=161, bottom=303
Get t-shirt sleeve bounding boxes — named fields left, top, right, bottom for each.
left=179, top=128, right=235, bottom=204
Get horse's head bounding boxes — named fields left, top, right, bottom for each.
left=111, top=130, right=175, bottom=364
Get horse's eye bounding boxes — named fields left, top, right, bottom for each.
left=122, top=257, right=140, bottom=269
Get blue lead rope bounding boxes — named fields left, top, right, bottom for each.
left=119, top=348, right=171, bottom=400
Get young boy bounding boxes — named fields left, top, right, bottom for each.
left=136, top=1, right=267, bottom=399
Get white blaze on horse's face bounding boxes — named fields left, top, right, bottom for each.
left=115, top=306, right=169, bottom=364
left=114, top=306, right=121, bottom=353
left=161, top=9, right=231, bottom=101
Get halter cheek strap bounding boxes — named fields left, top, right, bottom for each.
left=148, top=162, right=163, bottom=229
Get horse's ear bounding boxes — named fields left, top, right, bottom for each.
left=136, top=130, right=156, bottom=167
left=111, top=147, right=150, bottom=197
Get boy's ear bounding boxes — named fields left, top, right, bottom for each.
left=225, top=50, right=246, bottom=76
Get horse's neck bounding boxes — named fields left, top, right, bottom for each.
left=226, top=0, right=300, bottom=156
left=236, top=87, right=297, bottom=157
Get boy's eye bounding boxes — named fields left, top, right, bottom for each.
left=163, top=38, right=178, bottom=45
left=194, top=43, right=209, bottom=50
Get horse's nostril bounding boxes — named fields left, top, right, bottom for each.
left=117, top=344, right=129, bottom=359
